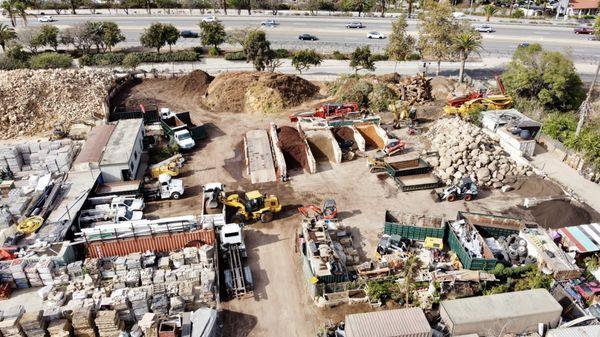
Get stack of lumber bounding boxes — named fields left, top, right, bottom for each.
left=94, top=311, right=123, bottom=337
left=19, top=310, right=46, bottom=337
left=47, top=319, right=71, bottom=337
left=71, top=307, right=96, bottom=337
left=396, top=73, right=432, bottom=104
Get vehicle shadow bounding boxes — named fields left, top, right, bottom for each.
left=218, top=310, right=257, bottom=337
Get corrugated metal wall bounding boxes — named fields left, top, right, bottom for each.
left=86, top=230, right=216, bottom=258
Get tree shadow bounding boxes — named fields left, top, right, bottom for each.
left=218, top=310, right=257, bottom=337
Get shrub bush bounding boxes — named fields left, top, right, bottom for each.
left=512, top=9, right=525, bottom=18
left=332, top=50, right=347, bottom=60
left=273, top=48, right=289, bottom=58
left=372, top=53, right=389, bottom=61
left=225, top=51, right=246, bottom=61
left=406, top=52, right=421, bottom=61
left=79, top=50, right=201, bottom=66
left=208, top=46, right=219, bottom=56
left=29, top=52, right=72, bottom=69
left=0, top=55, right=25, bottom=70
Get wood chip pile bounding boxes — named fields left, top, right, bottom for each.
left=0, top=69, right=116, bottom=140
left=395, top=73, right=432, bottom=104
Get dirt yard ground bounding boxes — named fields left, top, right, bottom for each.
left=117, top=78, right=600, bottom=337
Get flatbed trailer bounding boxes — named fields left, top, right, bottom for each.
left=394, top=173, right=442, bottom=192
left=223, top=244, right=253, bottom=298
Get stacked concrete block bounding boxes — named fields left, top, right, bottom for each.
left=168, top=296, right=184, bottom=315
left=128, top=288, right=150, bottom=321
left=24, top=263, right=42, bottom=288
left=47, top=319, right=71, bottom=337
left=19, top=310, right=47, bottom=337
left=67, top=261, right=84, bottom=279
left=10, top=259, right=29, bottom=289
left=0, top=140, right=78, bottom=176
left=138, top=313, right=158, bottom=337
left=95, top=310, right=124, bottom=337
left=0, top=261, right=14, bottom=284
left=71, top=307, right=96, bottom=337
left=0, top=306, right=26, bottom=337
left=0, top=147, right=23, bottom=173
left=36, top=258, right=55, bottom=286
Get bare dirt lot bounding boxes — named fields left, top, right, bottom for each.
left=116, top=77, right=600, bottom=337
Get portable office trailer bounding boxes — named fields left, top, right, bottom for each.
left=440, top=289, right=562, bottom=336
left=100, top=119, right=145, bottom=183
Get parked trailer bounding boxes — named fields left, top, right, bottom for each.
left=385, top=157, right=433, bottom=177
left=394, top=173, right=442, bottom=192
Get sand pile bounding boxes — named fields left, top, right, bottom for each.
left=278, top=126, right=309, bottom=170
left=333, top=127, right=358, bottom=150
left=530, top=200, right=591, bottom=229
left=204, top=72, right=318, bottom=114
left=0, top=69, right=116, bottom=139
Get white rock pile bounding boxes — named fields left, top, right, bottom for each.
left=426, top=118, right=534, bottom=189
left=0, top=69, right=116, bottom=139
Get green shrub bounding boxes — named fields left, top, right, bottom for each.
left=406, top=52, right=421, bottom=61
left=208, top=46, right=219, bottom=56
left=0, top=55, right=25, bottom=70
left=29, top=52, right=72, bottom=69
left=79, top=50, right=201, bottom=66
left=80, top=53, right=126, bottom=66
left=372, top=53, right=389, bottom=61
left=225, top=51, right=246, bottom=61
left=543, top=113, right=577, bottom=142
left=512, top=9, right=525, bottom=18
left=332, top=50, right=347, bottom=60
left=273, top=48, right=289, bottom=58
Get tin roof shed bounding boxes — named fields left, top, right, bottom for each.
left=345, top=308, right=432, bottom=337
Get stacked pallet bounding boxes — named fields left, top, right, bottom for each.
left=10, top=259, right=29, bottom=289
left=67, top=261, right=84, bottom=279
left=47, top=319, right=71, bottom=337
left=36, top=259, right=54, bottom=286
left=128, top=288, right=150, bottom=321
left=95, top=311, right=123, bottom=337
left=24, top=263, right=42, bottom=288
left=71, top=307, right=96, bottom=337
left=183, top=247, right=199, bottom=265
left=19, top=310, right=46, bottom=337
left=169, top=296, right=184, bottom=315
left=138, top=313, right=158, bottom=337
left=0, top=306, right=25, bottom=337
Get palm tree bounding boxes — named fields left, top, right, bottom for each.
left=0, top=23, right=17, bottom=51
left=406, top=0, right=415, bottom=18
left=402, top=254, right=422, bottom=307
left=1, top=0, right=28, bottom=27
left=452, top=29, right=482, bottom=83
left=483, top=4, right=498, bottom=22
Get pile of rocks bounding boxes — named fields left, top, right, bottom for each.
left=426, top=118, right=534, bottom=189
left=0, top=69, right=116, bottom=139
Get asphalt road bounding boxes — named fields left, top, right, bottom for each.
left=4, top=13, right=600, bottom=61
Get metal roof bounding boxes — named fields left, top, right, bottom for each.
left=559, top=223, right=600, bottom=253
left=100, top=119, right=143, bottom=166
left=345, top=308, right=432, bottom=337
left=546, top=326, right=600, bottom=337
left=72, top=124, right=115, bottom=170
left=440, top=289, right=562, bottom=326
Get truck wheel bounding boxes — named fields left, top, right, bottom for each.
left=232, top=214, right=244, bottom=224
left=171, top=192, right=181, bottom=200
left=261, top=211, right=274, bottom=223
left=464, top=194, right=473, bottom=201
left=447, top=194, right=456, bottom=202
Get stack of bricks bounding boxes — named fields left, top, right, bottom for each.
left=19, top=310, right=47, bottom=337
left=36, top=258, right=55, bottom=286
left=95, top=311, right=123, bottom=337
left=24, top=263, right=42, bottom=288
left=47, top=319, right=71, bottom=337
left=71, top=307, right=96, bottom=337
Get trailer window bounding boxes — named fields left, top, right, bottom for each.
left=224, top=232, right=239, bottom=238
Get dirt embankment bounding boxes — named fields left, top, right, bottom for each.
left=204, top=72, right=319, bottom=114
left=278, top=126, right=309, bottom=171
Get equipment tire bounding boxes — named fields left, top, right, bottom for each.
left=171, top=192, right=181, bottom=200
left=464, top=194, right=473, bottom=201
left=261, top=211, right=274, bottom=223
left=232, top=214, right=244, bottom=224
left=447, top=194, right=457, bottom=202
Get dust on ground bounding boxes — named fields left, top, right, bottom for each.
left=112, top=75, right=599, bottom=337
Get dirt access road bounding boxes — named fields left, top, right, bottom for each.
left=118, top=78, right=597, bottom=337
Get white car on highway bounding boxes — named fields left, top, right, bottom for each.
left=261, top=19, right=279, bottom=26
left=38, top=16, right=55, bottom=22
left=474, top=24, right=494, bottom=33
left=367, top=32, right=386, bottom=39
left=201, top=16, right=217, bottom=23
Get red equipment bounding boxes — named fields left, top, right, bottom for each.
left=298, top=199, right=337, bottom=220
left=0, top=248, right=16, bottom=261
left=446, top=76, right=508, bottom=107
left=289, top=102, right=360, bottom=122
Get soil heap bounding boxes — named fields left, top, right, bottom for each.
left=277, top=126, right=309, bottom=171
left=0, top=69, right=116, bottom=139
left=425, top=117, right=535, bottom=188
left=204, top=72, right=319, bottom=114
left=171, top=69, right=214, bottom=99
left=333, top=127, right=358, bottom=150
left=529, top=200, right=591, bottom=229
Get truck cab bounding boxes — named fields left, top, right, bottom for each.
left=174, top=130, right=195, bottom=150
left=220, top=223, right=246, bottom=252
left=159, top=174, right=184, bottom=199
left=109, top=197, right=145, bottom=211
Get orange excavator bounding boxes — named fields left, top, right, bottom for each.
left=298, top=199, right=338, bottom=220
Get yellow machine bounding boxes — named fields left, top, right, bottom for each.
left=444, top=96, right=514, bottom=119
left=17, top=216, right=44, bottom=234
left=222, top=190, right=282, bottom=223
left=148, top=154, right=185, bottom=179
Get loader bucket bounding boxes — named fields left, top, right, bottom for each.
left=430, top=190, right=441, bottom=202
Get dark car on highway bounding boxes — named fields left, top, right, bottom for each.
left=180, top=30, right=199, bottom=38
left=574, top=26, right=594, bottom=34
left=299, top=34, right=318, bottom=41
left=346, top=22, right=365, bottom=29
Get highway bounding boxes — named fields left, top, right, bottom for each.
left=5, top=13, right=600, bottom=62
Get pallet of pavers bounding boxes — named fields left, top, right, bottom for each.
left=19, top=310, right=47, bottom=337
left=95, top=310, right=123, bottom=337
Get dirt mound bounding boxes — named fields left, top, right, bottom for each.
left=510, top=176, right=564, bottom=198
left=333, top=127, right=358, bottom=150
left=530, top=200, right=591, bottom=229
left=205, top=72, right=319, bottom=114
left=172, top=70, right=214, bottom=98
left=278, top=126, right=309, bottom=171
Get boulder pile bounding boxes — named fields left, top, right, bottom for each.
left=426, top=118, right=534, bottom=189
left=0, top=69, right=116, bottom=139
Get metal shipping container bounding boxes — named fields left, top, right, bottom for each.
left=346, top=307, right=432, bottom=337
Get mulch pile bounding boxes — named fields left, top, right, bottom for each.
left=529, top=200, right=591, bottom=229
left=171, top=70, right=214, bottom=99
left=333, top=127, right=358, bottom=150
left=510, top=176, right=564, bottom=198
left=278, top=126, right=309, bottom=171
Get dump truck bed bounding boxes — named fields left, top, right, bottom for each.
left=395, top=173, right=441, bottom=192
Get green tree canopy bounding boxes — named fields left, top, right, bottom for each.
left=100, top=21, right=125, bottom=52
left=418, top=1, right=457, bottom=75
left=122, top=53, right=142, bottom=70
left=243, top=29, right=272, bottom=71
left=291, top=49, right=322, bottom=73
left=502, top=43, right=585, bottom=112
left=0, top=23, right=17, bottom=51
left=141, top=22, right=179, bottom=53
left=38, top=24, right=60, bottom=51
left=340, top=0, right=373, bottom=17
left=199, top=21, right=226, bottom=50
left=386, top=16, right=415, bottom=62
left=483, top=4, right=498, bottom=22
left=350, top=45, right=375, bottom=74
left=1, top=0, right=28, bottom=27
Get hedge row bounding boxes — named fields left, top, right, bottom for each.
left=79, top=50, right=201, bottom=66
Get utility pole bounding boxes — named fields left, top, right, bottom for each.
left=576, top=62, right=600, bottom=136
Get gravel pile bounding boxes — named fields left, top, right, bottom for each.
left=0, top=69, right=116, bottom=139
left=426, top=118, right=534, bottom=189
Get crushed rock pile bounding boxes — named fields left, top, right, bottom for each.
left=204, top=72, right=318, bottom=114
left=0, top=69, right=116, bottom=139
left=426, top=118, right=534, bottom=189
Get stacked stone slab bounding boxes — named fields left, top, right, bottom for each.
left=71, top=307, right=96, bottom=337
left=0, top=140, right=78, bottom=176
left=19, top=310, right=46, bottom=337
left=94, top=311, right=123, bottom=337
left=47, top=319, right=71, bottom=337
left=426, top=118, right=534, bottom=189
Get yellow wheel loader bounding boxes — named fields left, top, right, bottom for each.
left=222, top=190, right=282, bottom=223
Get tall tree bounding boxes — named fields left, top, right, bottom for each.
left=350, top=45, right=375, bottom=74
left=451, top=25, right=482, bottom=83
left=1, top=0, right=29, bottom=27
left=418, top=1, right=456, bottom=75
left=38, top=24, right=60, bottom=51
left=340, top=0, right=373, bottom=17
left=0, top=23, right=17, bottom=51
left=163, top=24, right=179, bottom=52
left=228, top=0, right=250, bottom=14
left=100, top=21, right=125, bottom=52
left=243, top=29, right=272, bottom=71
left=199, top=21, right=226, bottom=50
left=291, top=49, right=322, bottom=73
left=66, top=0, right=82, bottom=14
left=386, top=16, right=415, bottom=64
left=483, top=4, right=498, bottom=22
left=406, top=0, right=414, bottom=18
left=141, top=23, right=172, bottom=53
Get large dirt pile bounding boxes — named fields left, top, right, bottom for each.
left=0, top=69, right=116, bottom=139
left=204, top=72, right=318, bottom=114
left=171, top=69, right=214, bottom=98
left=278, top=126, right=309, bottom=171
left=530, top=200, right=591, bottom=229
left=426, top=118, right=534, bottom=188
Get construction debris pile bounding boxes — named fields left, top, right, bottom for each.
left=426, top=118, right=534, bottom=189
left=395, top=73, right=432, bottom=104
left=0, top=69, right=116, bottom=139
left=204, top=72, right=319, bottom=114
